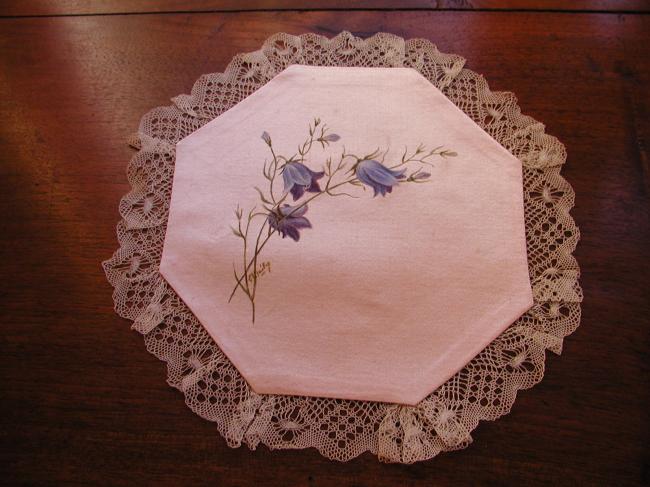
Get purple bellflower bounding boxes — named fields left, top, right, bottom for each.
left=282, top=162, right=325, bottom=201
left=322, top=133, right=340, bottom=142
left=355, top=159, right=406, bottom=197
left=268, top=204, right=312, bottom=242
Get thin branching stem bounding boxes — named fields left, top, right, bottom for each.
left=230, top=119, right=456, bottom=322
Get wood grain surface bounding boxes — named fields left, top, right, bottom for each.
left=0, top=3, right=648, bottom=486
left=2, top=0, right=650, bottom=16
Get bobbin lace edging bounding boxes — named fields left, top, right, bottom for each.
left=103, top=31, right=582, bottom=463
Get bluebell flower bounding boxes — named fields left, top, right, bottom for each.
left=408, top=170, right=431, bottom=182
left=355, top=159, right=406, bottom=197
left=268, top=204, right=312, bottom=242
left=282, top=162, right=324, bottom=201
left=261, top=131, right=272, bottom=145
left=322, top=133, right=340, bottom=142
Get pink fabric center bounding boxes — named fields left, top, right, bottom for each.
left=161, top=65, right=533, bottom=405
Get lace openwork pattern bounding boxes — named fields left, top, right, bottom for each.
left=103, top=31, right=582, bottom=463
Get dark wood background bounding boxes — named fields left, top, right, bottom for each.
left=1, top=1, right=648, bottom=485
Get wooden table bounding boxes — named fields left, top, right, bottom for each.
left=1, top=2, right=648, bottom=485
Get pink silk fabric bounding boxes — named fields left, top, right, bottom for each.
left=161, top=65, right=533, bottom=405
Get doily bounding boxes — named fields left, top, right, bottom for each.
left=103, top=31, right=582, bottom=463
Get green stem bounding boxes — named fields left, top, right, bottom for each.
left=250, top=219, right=268, bottom=301
left=241, top=214, right=252, bottom=294
left=228, top=229, right=276, bottom=303
left=228, top=176, right=359, bottom=304
left=269, top=145, right=280, bottom=203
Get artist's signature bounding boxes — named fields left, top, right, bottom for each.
left=251, top=261, right=271, bottom=281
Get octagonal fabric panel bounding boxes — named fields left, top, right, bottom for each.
left=160, top=65, right=533, bottom=405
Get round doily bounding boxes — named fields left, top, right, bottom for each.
left=103, top=31, right=582, bottom=463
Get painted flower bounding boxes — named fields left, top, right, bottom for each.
left=355, top=159, right=406, bottom=197
left=408, top=170, right=431, bottom=182
left=268, top=204, right=312, bottom=242
left=261, top=131, right=272, bottom=145
left=282, top=162, right=324, bottom=201
left=322, top=133, right=340, bottom=142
